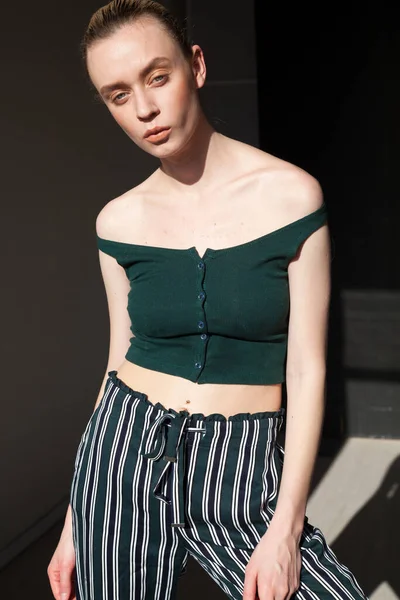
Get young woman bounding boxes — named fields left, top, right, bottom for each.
left=48, top=2, right=368, bottom=600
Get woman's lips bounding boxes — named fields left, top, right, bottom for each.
left=145, top=127, right=171, bottom=143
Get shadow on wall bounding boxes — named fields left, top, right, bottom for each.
left=255, top=1, right=400, bottom=441
left=254, top=1, right=400, bottom=597
left=330, top=454, right=400, bottom=598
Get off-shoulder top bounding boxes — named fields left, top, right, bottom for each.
left=96, top=202, right=329, bottom=384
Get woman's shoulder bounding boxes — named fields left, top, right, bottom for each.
left=231, top=139, right=324, bottom=221
left=95, top=173, right=157, bottom=240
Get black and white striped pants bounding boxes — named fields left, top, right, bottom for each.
left=69, top=370, right=368, bottom=600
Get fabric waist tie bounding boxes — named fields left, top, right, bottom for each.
left=141, top=411, right=201, bottom=528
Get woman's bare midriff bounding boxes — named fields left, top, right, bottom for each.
left=116, top=360, right=282, bottom=418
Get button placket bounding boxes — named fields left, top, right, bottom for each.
left=194, top=256, right=209, bottom=378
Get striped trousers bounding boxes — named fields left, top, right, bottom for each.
left=69, top=370, right=368, bottom=600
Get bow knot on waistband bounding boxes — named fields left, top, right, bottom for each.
left=141, top=412, right=171, bottom=461
left=140, top=410, right=191, bottom=527
left=141, top=412, right=187, bottom=462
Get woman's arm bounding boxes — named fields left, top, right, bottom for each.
left=51, top=216, right=134, bottom=600
left=66, top=210, right=132, bottom=521
left=272, top=184, right=331, bottom=539
left=95, top=220, right=133, bottom=380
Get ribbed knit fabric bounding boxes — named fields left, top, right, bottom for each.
left=96, top=202, right=328, bottom=384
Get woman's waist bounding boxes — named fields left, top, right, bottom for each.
left=116, top=360, right=282, bottom=418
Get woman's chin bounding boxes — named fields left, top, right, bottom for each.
left=146, top=139, right=188, bottom=161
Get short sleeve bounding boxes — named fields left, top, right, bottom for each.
left=290, top=202, right=329, bottom=257
left=96, top=235, right=119, bottom=258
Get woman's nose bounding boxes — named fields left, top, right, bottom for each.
left=135, top=91, right=159, bottom=121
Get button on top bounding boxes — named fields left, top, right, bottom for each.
left=197, top=261, right=205, bottom=269
left=198, top=320, right=205, bottom=329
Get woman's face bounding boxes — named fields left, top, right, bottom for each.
left=87, top=18, right=206, bottom=159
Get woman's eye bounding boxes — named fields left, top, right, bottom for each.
left=111, top=75, right=168, bottom=103
left=152, top=74, right=168, bottom=84
left=113, top=92, right=128, bottom=103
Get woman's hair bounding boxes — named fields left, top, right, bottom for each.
left=81, top=0, right=193, bottom=70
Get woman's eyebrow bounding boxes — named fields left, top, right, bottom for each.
left=100, top=56, right=172, bottom=96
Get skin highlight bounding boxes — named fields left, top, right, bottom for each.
left=87, top=18, right=210, bottom=168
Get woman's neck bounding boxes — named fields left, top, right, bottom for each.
left=157, top=116, right=233, bottom=195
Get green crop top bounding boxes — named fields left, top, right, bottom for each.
left=96, top=202, right=329, bottom=385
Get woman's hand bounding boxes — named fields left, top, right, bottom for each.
left=243, top=515, right=302, bottom=600
left=47, top=518, right=76, bottom=600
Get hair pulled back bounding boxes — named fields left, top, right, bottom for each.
left=81, top=0, right=193, bottom=69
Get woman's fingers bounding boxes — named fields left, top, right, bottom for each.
left=47, top=529, right=76, bottom=600
left=59, top=564, right=73, bottom=600
left=243, top=564, right=258, bottom=600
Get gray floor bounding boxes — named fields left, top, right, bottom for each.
left=0, top=436, right=399, bottom=600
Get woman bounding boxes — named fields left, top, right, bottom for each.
left=48, top=1, right=368, bottom=600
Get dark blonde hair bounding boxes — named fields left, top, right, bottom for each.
left=81, top=0, right=193, bottom=70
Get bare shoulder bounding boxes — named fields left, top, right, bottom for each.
left=267, top=158, right=324, bottom=218
left=95, top=175, right=155, bottom=240
left=231, top=139, right=324, bottom=221
left=96, top=190, right=133, bottom=239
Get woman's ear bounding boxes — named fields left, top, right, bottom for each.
left=190, top=45, right=207, bottom=90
